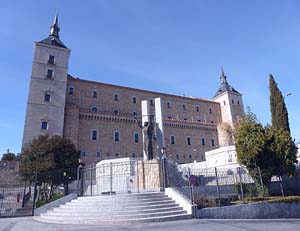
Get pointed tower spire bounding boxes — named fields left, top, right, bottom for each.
left=213, top=67, right=240, bottom=98
left=50, top=13, right=60, bottom=38
left=220, top=66, right=227, bottom=84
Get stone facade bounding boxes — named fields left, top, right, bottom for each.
left=22, top=17, right=244, bottom=166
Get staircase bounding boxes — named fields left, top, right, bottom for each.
left=34, top=192, right=192, bottom=224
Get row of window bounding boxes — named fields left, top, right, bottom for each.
left=67, top=87, right=214, bottom=114
left=91, top=130, right=139, bottom=143
left=91, top=130, right=215, bottom=146
left=80, top=151, right=201, bottom=161
left=170, top=135, right=215, bottom=146
left=223, top=100, right=240, bottom=105
left=80, top=151, right=141, bottom=158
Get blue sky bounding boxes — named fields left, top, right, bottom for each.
left=0, top=0, right=300, bottom=157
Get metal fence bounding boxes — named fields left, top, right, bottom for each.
left=165, top=160, right=300, bottom=208
left=80, top=159, right=162, bottom=196
left=3, top=159, right=300, bottom=217
left=0, top=183, right=33, bottom=217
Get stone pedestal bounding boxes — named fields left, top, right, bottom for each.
left=94, top=158, right=161, bottom=194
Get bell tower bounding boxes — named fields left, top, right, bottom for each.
left=22, top=14, right=71, bottom=147
left=213, top=68, right=244, bottom=146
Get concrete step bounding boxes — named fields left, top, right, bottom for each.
left=36, top=192, right=192, bottom=224
left=49, top=206, right=183, bottom=216
left=35, top=213, right=192, bottom=225
left=44, top=209, right=186, bottom=219
left=77, top=192, right=164, bottom=199
left=63, top=199, right=174, bottom=207
left=55, top=202, right=179, bottom=211
left=70, top=197, right=171, bottom=204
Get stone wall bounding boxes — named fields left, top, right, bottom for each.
left=64, top=76, right=221, bottom=165
left=197, top=201, right=300, bottom=219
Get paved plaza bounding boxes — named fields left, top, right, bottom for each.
left=1, top=217, right=300, bottom=231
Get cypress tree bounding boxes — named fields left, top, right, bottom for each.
left=269, top=74, right=290, bottom=133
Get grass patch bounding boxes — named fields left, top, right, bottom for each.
left=230, top=196, right=300, bottom=205
left=35, top=193, right=64, bottom=208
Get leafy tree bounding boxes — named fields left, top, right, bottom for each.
left=267, top=127, right=298, bottom=177
left=1, top=149, right=18, bottom=161
left=234, top=111, right=276, bottom=193
left=20, top=135, right=80, bottom=201
left=20, top=135, right=80, bottom=182
left=269, top=74, right=290, bottom=133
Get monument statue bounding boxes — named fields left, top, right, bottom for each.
left=138, top=116, right=155, bottom=160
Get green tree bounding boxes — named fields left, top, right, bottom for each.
left=267, top=127, right=298, bottom=177
left=20, top=135, right=80, bottom=181
left=1, top=149, right=18, bottom=161
left=234, top=111, right=276, bottom=192
left=269, top=74, right=290, bottom=133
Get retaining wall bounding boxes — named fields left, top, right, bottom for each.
left=197, top=201, right=300, bottom=219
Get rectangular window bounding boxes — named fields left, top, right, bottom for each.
left=196, top=106, right=200, bottom=112
left=96, top=151, right=101, bottom=158
left=92, top=90, right=97, bottom=98
left=81, top=151, right=86, bottom=157
left=44, top=94, right=51, bottom=102
left=41, top=121, right=48, bottom=130
left=48, top=55, right=55, bottom=65
left=91, top=130, right=97, bottom=140
left=176, top=154, right=179, bottom=159
left=47, top=69, right=53, bottom=78
left=211, top=138, right=215, bottom=147
left=201, top=138, right=205, bottom=146
left=115, top=153, right=119, bottom=157
left=209, top=108, right=212, bottom=114
left=132, top=153, right=136, bottom=158
left=92, top=106, right=97, bottom=112
left=183, top=104, right=186, bottom=110
left=189, top=154, right=192, bottom=159
left=167, top=101, right=171, bottom=108
left=132, top=96, right=137, bottom=103
left=113, top=109, right=119, bottom=115
left=134, top=133, right=139, bottom=143
left=114, top=131, right=120, bottom=142
left=114, top=93, right=119, bottom=101
left=69, top=87, right=74, bottom=95
left=187, top=137, right=191, bottom=145
left=133, top=112, right=137, bottom=118
left=149, top=99, right=154, bottom=106
left=170, top=135, right=175, bottom=145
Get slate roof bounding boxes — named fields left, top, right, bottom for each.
left=214, top=70, right=240, bottom=98
left=37, top=14, right=68, bottom=49
left=38, top=36, right=67, bottom=48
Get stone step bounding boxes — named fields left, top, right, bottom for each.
left=70, top=197, right=171, bottom=204
left=35, top=192, right=192, bottom=224
left=45, top=209, right=186, bottom=219
left=49, top=206, right=183, bottom=215
left=55, top=202, right=179, bottom=211
left=77, top=192, right=164, bottom=199
left=76, top=195, right=169, bottom=201
left=36, top=213, right=192, bottom=225
left=64, top=199, right=174, bottom=207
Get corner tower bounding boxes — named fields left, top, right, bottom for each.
left=22, top=15, right=71, bottom=147
left=213, top=68, right=244, bottom=146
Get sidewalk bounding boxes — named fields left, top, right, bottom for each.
left=1, top=217, right=300, bottom=231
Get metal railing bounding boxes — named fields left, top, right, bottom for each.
left=79, top=159, right=162, bottom=196
left=165, top=160, right=300, bottom=208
